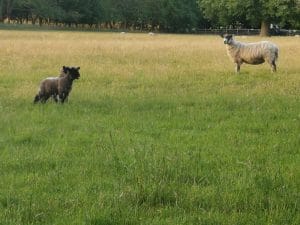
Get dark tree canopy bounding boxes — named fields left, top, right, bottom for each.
left=198, top=0, right=300, bottom=35
left=0, top=0, right=299, bottom=34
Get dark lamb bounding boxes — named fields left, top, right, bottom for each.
left=34, top=66, right=80, bottom=103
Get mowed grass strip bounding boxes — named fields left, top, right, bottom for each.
left=0, top=30, right=299, bottom=225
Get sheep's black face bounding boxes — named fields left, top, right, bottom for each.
left=223, top=34, right=233, bottom=45
left=65, top=66, right=80, bottom=80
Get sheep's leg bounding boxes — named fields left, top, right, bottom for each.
left=235, top=63, right=241, bottom=73
left=271, top=61, right=277, bottom=72
left=267, top=57, right=277, bottom=72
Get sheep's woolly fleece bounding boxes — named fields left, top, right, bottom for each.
left=222, top=34, right=278, bottom=73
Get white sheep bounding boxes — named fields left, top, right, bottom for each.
left=222, top=34, right=279, bottom=73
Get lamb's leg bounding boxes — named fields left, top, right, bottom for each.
left=63, top=96, right=69, bottom=103
left=63, top=93, right=69, bottom=103
left=235, top=63, right=241, bottom=73
left=33, top=94, right=41, bottom=103
left=52, top=95, right=58, bottom=103
left=34, top=93, right=48, bottom=103
left=62, top=92, right=70, bottom=103
left=59, top=93, right=66, bottom=103
left=40, top=95, right=50, bottom=103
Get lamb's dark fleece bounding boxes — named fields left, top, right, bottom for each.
left=34, top=66, right=80, bottom=103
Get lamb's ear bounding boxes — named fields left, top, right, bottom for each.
left=62, top=66, right=68, bottom=73
left=219, top=33, right=224, bottom=38
left=77, top=67, right=80, bottom=70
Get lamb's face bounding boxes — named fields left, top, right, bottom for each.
left=223, top=34, right=233, bottom=45
left=63, top=66, right=80, bottom=80
left=70, top=67, right=80, bottom=79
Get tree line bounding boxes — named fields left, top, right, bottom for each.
left=0, top=0, right=300, bottom=35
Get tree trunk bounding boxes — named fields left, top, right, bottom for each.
left=32, top=16, right=37, bottom=25
left=0, top=1, right=3, bottom=22
left=260, top=21, right=270, bottom=36
left=38, top=17, right=43, bottom=26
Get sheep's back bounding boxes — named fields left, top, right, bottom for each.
left=239, top=41, right=278, bottom=64
left=40, top=77, right=59, bottom=94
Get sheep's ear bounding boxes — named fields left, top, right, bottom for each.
left=77, top=67, right=80, bottom=70
left=220, top=33, right=224, bottom=38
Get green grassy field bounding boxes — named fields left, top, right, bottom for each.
left=0, top=30, right=299, bottom=225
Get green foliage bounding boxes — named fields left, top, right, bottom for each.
left=160, top=0, right=202, bottom=32
left=198, top=0, right=300, bottom=29
left=1, top=0, right=300, bottom=31
left=0, top=0, right=207, bottom=32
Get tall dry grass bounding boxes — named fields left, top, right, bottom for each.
left=1, top=31, right=299, bottom=101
